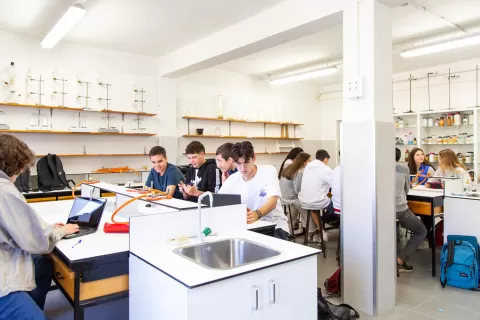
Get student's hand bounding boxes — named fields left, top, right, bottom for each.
left=184, top=184, right=199, bottom=197
left=425, top=183, right=431, bottom=188
left=247, top=211, right=259, bottom=224
left=53, top=222, right=65, bottom=228
left=178, top=181, right=188, bottom=195
left=63, top=224, right=79, bottom=235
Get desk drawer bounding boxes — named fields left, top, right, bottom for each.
left=51, top=254, right=129, bottom=301
left=51, top=254, right=75, bottom=300
left=408, top=201, right=443, bottom=216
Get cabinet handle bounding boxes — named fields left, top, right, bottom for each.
left=270, top=280, right=276, bottom=304
left=252, top=285, right=259, bottom=311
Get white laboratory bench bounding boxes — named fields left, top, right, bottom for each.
left=443, top=193, right=480, bottom=244
left=129, top=225, right=320, bottom=320
left=33, top=198, right=276, bottom=320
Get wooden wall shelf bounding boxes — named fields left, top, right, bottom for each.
left=182, top=134, right=302, bottom=140
left=182, top=116, right=303, bottom=126
left=0, top=103, right=156, bottom=117
left=183, top=152, right=288, bottom=155
left=1, top=130, right=155, bottom=136
left=35, top=154, right=146, bottom=158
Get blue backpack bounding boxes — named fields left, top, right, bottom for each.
left=440, top=235, right=479, bottom=290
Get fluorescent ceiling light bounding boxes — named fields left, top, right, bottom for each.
left=270, top=67, right=338, bottom=85
left=401, top=34, right=480, bottom=58
left=41, top=5, right=86, bottom=49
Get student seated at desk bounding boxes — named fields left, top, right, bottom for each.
left=277, top=147, right=304, bottom=180
left=179, top=141, right=222, bottom=202
left=218, top=141, right=289, bottom=240
left=145, top=146, right=185, bottom=199
left=395, top=148, right=427, bottom=273
left=426, top=149, right=472, bottom=188
left=298, top=150, right=337, bottom=241
left=407, top=148, right=435, bottom=186
left=215, top=143, right=237, bottom=184
left=279, top=152, right=313, bottom=235
left=0, top=134, right=79, bottom=320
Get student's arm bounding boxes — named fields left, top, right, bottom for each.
left=203, top=166, right=221, bottom=194
left=0, top=189, right=70, bottom=254
left=293, top=171, right=303, bottom=195
left=166, top=169, right=184, bottom=198
left=325, top=167, right=334, bottom=187
left=247, top=166, right=282, bottom=223
left=404, top=173, right=410, bottom=194
left=145, top=170, right=153, bottom=188
left=247, top=196, right=278, bottom=224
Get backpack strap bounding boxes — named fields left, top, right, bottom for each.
left=53, top=155, right=70, bottom=187
left=337, top=304, right=360, bottom=319
left=46, top=154, right=57, bottom=182
left=447, top=239, right=456, bottom=267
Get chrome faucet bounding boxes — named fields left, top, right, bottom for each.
left=197, top=192, right=213, bottom=242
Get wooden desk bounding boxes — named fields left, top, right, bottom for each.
left=407, top=188, right=444, bottom=277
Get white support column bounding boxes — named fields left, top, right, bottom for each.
left=342, top=0, right=395, bottom=316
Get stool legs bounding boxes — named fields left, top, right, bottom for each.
left=317, top=211, right=327, bottom=258
left=283, top=205, right=296, bottom=243
left=304, top=210, right=310, bottom=246
left=304, top=210, right=327, bottom=258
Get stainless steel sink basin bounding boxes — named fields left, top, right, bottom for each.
left=173, top=238, right=281, bottom=270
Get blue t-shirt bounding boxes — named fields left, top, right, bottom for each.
left=228, top=168, right=238, bottom=176
left=145, top=163, right=185, bottom=199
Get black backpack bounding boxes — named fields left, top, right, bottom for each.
left=14, top=167, right=31, bottom=193
left=37, top=154, right=75, bottom=191
left=317, top=288, right=360, bottom=320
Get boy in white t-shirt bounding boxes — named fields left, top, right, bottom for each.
left=219, top=141, right=289, bottom=240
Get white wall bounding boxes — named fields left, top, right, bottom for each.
left=0, top=31, right=159, bottom=174
left=318, top=57, right=480, bottom=140
left=174, top=68, right=323, bottom=168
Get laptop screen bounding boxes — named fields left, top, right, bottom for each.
left=66, top=197, right=107, bottom=227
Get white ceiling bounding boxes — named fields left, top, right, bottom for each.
left=0, top=0, right=284, bottom=56
left=218, top=0, right=480, bottom=85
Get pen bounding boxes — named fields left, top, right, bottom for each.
left=72, top=239, right=82, bottom=248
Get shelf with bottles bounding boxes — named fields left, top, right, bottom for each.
left=420, top=133, right=474, bottom=146
left=419, top=111, right=474, bottom=128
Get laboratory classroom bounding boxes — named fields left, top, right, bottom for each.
left=2, top=0, right=480, bottom=319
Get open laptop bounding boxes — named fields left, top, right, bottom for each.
left=63, top=197, right=107, bottom=239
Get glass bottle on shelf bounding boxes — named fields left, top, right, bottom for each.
left=405, top=149, right=409, bottom=162
left=454, top=112, right=461, bottom=126
left=408, top=132, right=413, bottom=145
left=446, top=114, right=453, bottom=126
left=439, top=117, right=445, bottom=127
left=422, top=118, right=428, bottom=127
left=463, top=114, right=469, bottom=125
left=398, top=118, right=404, bottom=128
left=413, top=137, right=417, bottom=145
left=428, top=117, right=434, bottom=127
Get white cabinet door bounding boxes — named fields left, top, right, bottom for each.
left=187, top=269, right=266, bottom=320
left=262, top=256, right=317, bottom=319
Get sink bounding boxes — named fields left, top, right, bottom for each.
left=173, top=238, right=281, bottom=270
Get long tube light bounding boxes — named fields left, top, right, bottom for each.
left=270, top=67, right=338, bottom=85
left=401, top=34, right=480, bottom=58
left=41, top=5, right=86, bottom=49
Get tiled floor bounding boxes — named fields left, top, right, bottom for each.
left=44, top=230, right=480, bottom=319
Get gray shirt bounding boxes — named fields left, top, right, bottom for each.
left=0, top=170, right=66, bottom=297
left=395, top=163, right=410, bottom=212
left=279, top=170, right=303, bottom=204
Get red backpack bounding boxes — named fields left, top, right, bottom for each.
left=324, top=267, right=341, bottom=296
